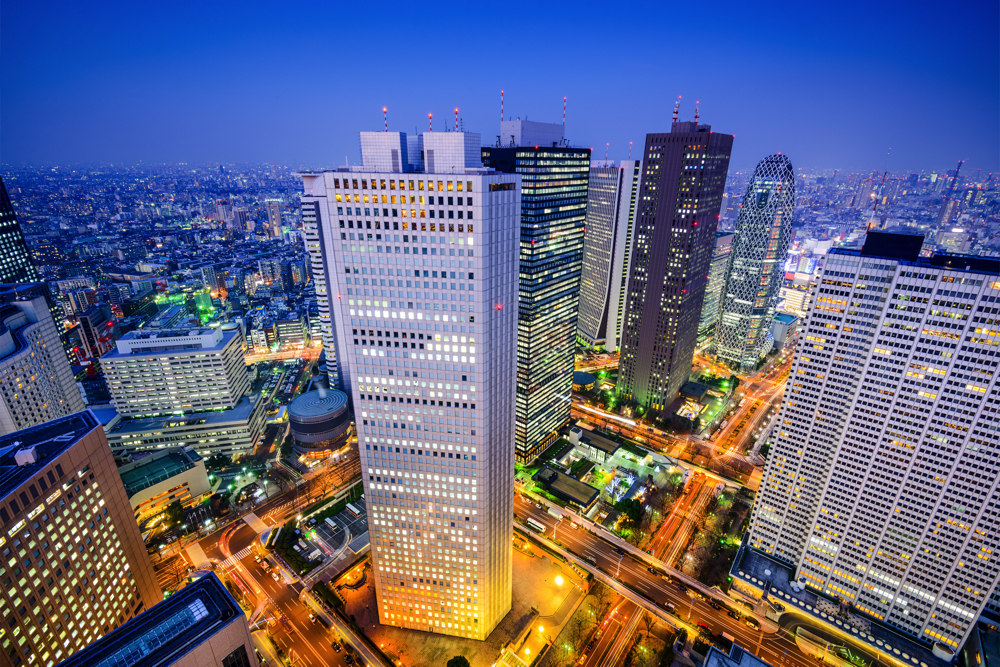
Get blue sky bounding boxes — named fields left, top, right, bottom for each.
left=2, top=0, right=997, bottom=174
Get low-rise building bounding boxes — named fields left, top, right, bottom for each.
left=119, top=446, right=212, bottom=523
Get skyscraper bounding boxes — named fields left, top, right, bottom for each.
left=77, top=302, right=117, bottom=359
left=0, top=411, right=161, bottom=666
left=265, top=198, right=283, bottom=237
left=746, top=232, right=1000, bottom=651
left=482, top=120, right=591, bottom=462
left=0, top=283, right=86, bottom=434
left=617, top=120, right=733, bottom=412
left=300, top=128, right=520, bottom=640
left=714, top=155, right=796, bottom=371
left=0, top=175, right=41, bottom=284
left=577, top=160, right=642, bottom=353
left=698, top=231, right=734, bottom=342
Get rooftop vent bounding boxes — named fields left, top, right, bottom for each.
left=14, top=446, right=37, bottom=466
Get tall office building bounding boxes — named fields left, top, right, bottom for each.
left=0, top=283, right=86, bottom=434
left=265, top=199, right=283, bottom=237
left=747, top=232, right=1000, bottom=651
left=617, top=121, right=733, bottom=412
left=56, top=573, right=255, bottom=667
left=714, top=155, right=796, bottom=371
left=77, top=302, right=117, bottom=359
left=698, top=232, right=734, bottom=342
left=102, top=327, right=249, bottom=417
left=300, top=128, right=520, bottom=640
left=482, top=120, right=591, bottom=462
left=0, top=176, right=42, bottom=284
left=577, top=160, right=642, bottom=353
left=0, top=411, right=161, bottom=666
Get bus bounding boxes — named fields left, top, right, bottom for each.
left=526, top=518, right=546, bottom=534
left=346, top=503, right=362, bottom=518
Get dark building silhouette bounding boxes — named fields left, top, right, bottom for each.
left=617, top=120, right=733, bottom=412
left=0, top=176, right=41, bottom=283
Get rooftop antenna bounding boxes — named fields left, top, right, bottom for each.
left=672, top=96, right=681, bottom=123
left=695, top=100, right=700, bottom=123
left=563, top=97, right=567, bottom=127
left=383, top=107, right=387, bottom=132
left=429, top=113, right=433, bottom=132
left=605, top=143, right=609, bottom=161
left=501, top=90, right=504, bottom=125
left=454, top=108, right=459, bottom=132
left=628, top=141, right=633, bottom=160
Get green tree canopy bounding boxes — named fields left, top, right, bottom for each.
left=447, top=657, right=471, bottom=667
left=164, top=501, right=185, bottom=526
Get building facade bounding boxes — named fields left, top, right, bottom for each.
left=0, top=176, right=42, bottom=284
left=266, top=199, right=283, bottom=237
left=119, top=446, right=212, bottom=523
left=0, top=284, right=86, bottom=434
left=698, top=232, right=734, bottom=342
left=0, top=411, right=161, bottom=666
left=77, top=302, right=117, bottom=359
left=617, top=121, right=733, bottom=412
left=747, top=233, right=1000, bottom=650
left=714, top=155, right=796, bottom=371
left=102, top=328, right=249, bottom=417
left=482, top=121, right=591, bottom=462
left=299, top=128, right=519, bottom=640
left=577, top=160, right=642, bottom=353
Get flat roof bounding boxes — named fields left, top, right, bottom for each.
left=774, top=313, right=798, bottom=324
left=106, top=394, right=261, bottom=436
left=533, top=466, right=600, bottom=507
left=0, top=411, right=100, bottom=502
left=119, top=448, right=201, bottom=497
left=704, top=645, right=774, bottom=667
left=56, top=573, right=242, bottom=667
left=288, top=389, right=348, bottom=420
left=581, top=432, right=620, bottom=455
left=830, top=240, right=1000, bottom=277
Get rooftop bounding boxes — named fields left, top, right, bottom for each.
left=0, top=411, right=100, bottom=502
left=532, top=466, right=600, bottom=508
left=55, top=573, right=241, bottom=667
left=774, top=313, right=798, bottom=324
left=106, top=394, right=261, bottom=436
left=119, top=447, right=203, bottom=497
left=288, top=389, right=348, bottom=420
left=703, top=644, right=775, bottom=667
left=830, top=232, right=1000, bottom=276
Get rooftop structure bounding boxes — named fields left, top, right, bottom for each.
left=55, top=572, right=256, bottom=667
left=119, top=446, right=211, bottom=523
left=287, top=388, right=352, bottom=458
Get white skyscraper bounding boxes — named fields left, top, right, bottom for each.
left=746, top=232, right=1000, bottom=651
left=577, top=160, right=641, bottom=352
left=299, top=129, right=520, bottom=640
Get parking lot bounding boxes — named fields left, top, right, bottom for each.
left=311, top=500, right=368, bottom=554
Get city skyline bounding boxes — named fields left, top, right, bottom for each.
left=1, top=2, right=997, bottom=173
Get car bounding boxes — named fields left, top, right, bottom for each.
left=746, top=618, right=761, bottom=630
left=308, top=613, right=317, bottom=624
left=697, top=622, right=712, bottom=632
left=345, top=657, right=355, bottom=666
left=535, top=503, right=542, bottom=509
left=332, top=642, right=342, bottom=652
left=696, top=592, right=707, bottom=601
left=676, top=583, right=687, bottom=592
left=727, top=610, right=740, bottom=620
left=271, top=572, right=280, bottom=582
left=708, top=601, right=722, bottom=610
left=614, top=547, right=624, bottom=556
left=646, top=567, right=658, bottom=575
left=253, top=555, right=262, bottom=563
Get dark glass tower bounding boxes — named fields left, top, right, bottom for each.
left=617, top=121, right=733, bottom=413
left=483, top=134, right=591, bottom=462
left=0, top=176, right=40, bottom=283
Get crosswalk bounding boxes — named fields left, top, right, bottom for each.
left=219, top=547, right=252, bottom=569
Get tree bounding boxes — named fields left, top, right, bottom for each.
left=447, top=657, right=471, bottom=667
left=164, top=501, right=185, bottom=527
left=614, top=498, right=643, bottom=527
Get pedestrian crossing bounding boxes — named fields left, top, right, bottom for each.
left=219, top=547, right=252, bottom=569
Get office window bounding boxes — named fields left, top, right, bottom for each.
left=222, top=646, right=251, bottom=667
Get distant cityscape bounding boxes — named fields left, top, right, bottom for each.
left=0, top=103, right=996, bottom=667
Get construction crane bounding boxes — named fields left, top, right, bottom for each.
left=935, top=159, right=965, bottom=227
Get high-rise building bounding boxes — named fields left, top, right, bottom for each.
left=0, top=411, right=161, bottom=666
left=617, top=121, right=733, bottom=412
left=55, top=573, right=255, bottom=667
left=482, top=120, right=591, bottom=462
left=714, top=155, right=796, bottom=371
left=0, top=283, right=87, bottom=434
left=265, top=199, right=283, bottom=237
left=698, top=232, right=734, bottom=342
left=577, top=160, right=642, bottom=353
left=746, top=232, right=1000, bottom=651
left=0, top=176, right=42, bottom=284
left=102, top=327, right=249, bottom=417
left=77, top=302, right=117, bottom=359
left=299, top=128, right=520, bottom=640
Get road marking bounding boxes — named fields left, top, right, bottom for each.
left=220, top=546, right=253, bottom=569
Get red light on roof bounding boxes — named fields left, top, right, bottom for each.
left=495, top=304, right=502, bottom=310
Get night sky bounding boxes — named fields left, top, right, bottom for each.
left=2, top=0, right=997, bottom=174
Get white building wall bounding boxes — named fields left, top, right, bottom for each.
left=303, top=160, right=519, bottom=640
left=749, top=249, right=1000, bottom=650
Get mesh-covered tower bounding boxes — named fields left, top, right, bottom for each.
left=714, top=155, right=795, bottom=371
